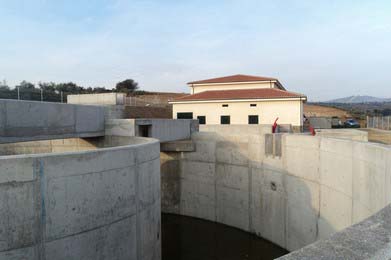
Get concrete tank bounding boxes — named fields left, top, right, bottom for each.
left=0, top=136, right=160, bottom=260
left=161, top=127, right=391, bottom=257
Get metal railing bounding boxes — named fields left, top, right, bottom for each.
left=367, top=116, right=391, bottom=130
left=0, top=88, right=74, bottom=103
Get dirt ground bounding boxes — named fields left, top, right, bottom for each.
left=360, top=129, right=391, bottom=145
left=304, top=104, right=351, bottom=119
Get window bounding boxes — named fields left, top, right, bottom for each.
left=138, top=125, right=151, bottom=137
left=221, top=115, right=230, bottom=124
left=248, top=115, right=259, bottom=124
left=222, top=104, right=229, bottom=107
left=177, top=112, right=193, bottom=119
left=250, top=104, right=257, bottom=107
left=197, top=116, right=206, bottom=125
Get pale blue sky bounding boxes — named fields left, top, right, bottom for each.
left=0, top=0, right=390, bottom=101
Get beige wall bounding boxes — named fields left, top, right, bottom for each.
left=190, top=81, right=277, bottom=94
left=173, top=99, right=304, bottom=126
left=68, top=93, right=126, bottom=105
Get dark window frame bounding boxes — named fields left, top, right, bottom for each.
left=177, top=112, right=193, bottom=119
left=220, top=115, right=230, bottom=124
left=197, top=116, right=206, bottom=125
left=248, top=115, right=259, bottom=124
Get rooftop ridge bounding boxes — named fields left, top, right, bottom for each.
left=187, top=74, right=278, bottom=85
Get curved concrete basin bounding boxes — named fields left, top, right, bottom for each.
left=161, top=128, right=391, bottom=258
left=0, top=136, right=160, bottom=260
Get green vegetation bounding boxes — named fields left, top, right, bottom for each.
left=0, top=79, right=142, bottom=102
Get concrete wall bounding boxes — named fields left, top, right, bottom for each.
left=315, top=129, right=368, bottom=141
left=308, top=117, right=332, bottom=129
left=200, top=124, right=272, bottom=135
left=161, top=128, right=391, bottom=254
left=105, top=119, right=198, bottom=142
left=0, top=99, right=105, bottom=143
left=0, top=136, right=161, bottom=260
left=280, top=204, right=391, bottom=259
left=68, top=93, right=126, bottom=105
left=172, top=99, right=304, bottom=126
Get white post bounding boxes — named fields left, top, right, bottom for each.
left=382, top=116, right=385, bottom=130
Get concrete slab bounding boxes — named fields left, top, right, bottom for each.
left=285, top=175, right=320, bottom=251
left=320, top=138, right=353, bottom=197
left=216, top=141, right=249, bottom=166
left=318, top=185, right=352, bottom=239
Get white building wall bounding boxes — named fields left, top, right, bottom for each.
left=190, top=81, right=277, bottom=94
left=172, top=99, right=303, bottom=126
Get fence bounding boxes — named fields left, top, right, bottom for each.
left=367, top=116, right=391, bottom=130
left=0, top=88, right=78, bottom=103
left=0, top=89, right=175, bottom=107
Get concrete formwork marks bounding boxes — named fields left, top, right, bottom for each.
left=161, top=128, right=391, bottom=256
left=0, top=137, right=160, bottom=260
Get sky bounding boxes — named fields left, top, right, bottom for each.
left=0, top=0, right=391, bottom=101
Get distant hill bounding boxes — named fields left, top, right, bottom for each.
left=326, top=95, right=391, bottom=103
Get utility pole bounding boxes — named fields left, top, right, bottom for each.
left=17, top=87, right=20, bottom=100
left=41, top=89, right=43, bottom=102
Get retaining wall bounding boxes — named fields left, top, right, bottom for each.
left=0, top=99, right=105, bottom=143
left=106, top=119, right=198, bottom=142
left=0, top=136, right=161, bottom=260
left=67, top=93, right=126, bottom=105
left=315, top=128, right=368, bottom=141
left=161, top=128, right=391, bottom=255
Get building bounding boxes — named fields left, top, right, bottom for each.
left=169, top=74, right=307, bottom=130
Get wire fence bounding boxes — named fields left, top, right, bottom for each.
left=0, top=89, right=174, bottom=107
left=367, top=116, right=391, bottom=130
left=0, top=88, right=79, bottom=103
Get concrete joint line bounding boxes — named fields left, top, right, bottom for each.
left=135, top=162, right=141, bottom=260
left=248, top=166, right=253, bottom=232
left=316, top=139, right=321, bottom=240
left=33, top=158, right=46, bottom=260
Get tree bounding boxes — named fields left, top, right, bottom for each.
left=0, top=79, right=9, bottom=90
left=38, top=82, right=56, bottom=92
left=93, top=87, right=111, bottom=93
left=115, top=79, right=138, bottom=93
left=16, top=80, right=35, bottom=90
left=55, top=82, right=84, bottom=94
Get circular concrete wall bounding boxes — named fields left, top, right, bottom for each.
left=161, top=129, right=391, bottom=257
left=0, top=136, right=161, bottom=260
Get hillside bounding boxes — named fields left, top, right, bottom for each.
left=327, top=95, right=391, bottom=103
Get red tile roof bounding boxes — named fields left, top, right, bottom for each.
left=188, top=74, right=278, bottom=85
left=171, top=88, right=306, bottom=102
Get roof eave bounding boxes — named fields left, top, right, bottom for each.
left=170, top=96, right=307, bottom=104
left=187, top=79, right=279, bottom=86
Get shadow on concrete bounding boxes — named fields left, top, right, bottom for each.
left=160, top=129, right=336, bottom=256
